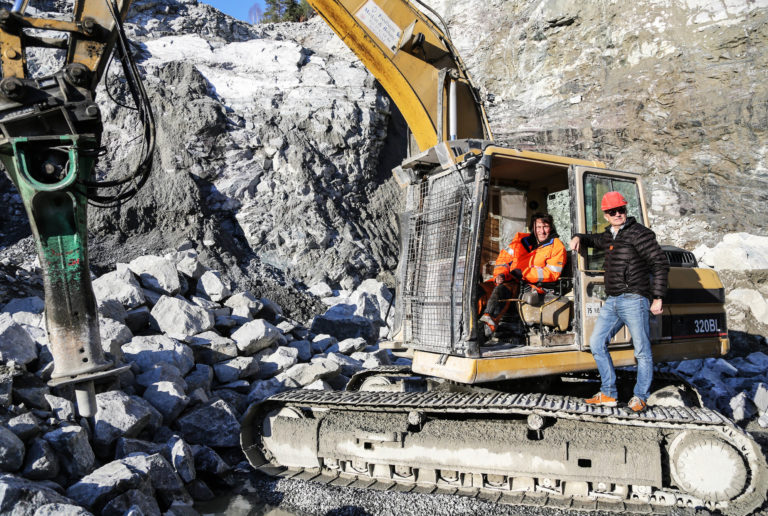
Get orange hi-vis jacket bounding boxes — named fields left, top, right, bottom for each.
left=493, top=232, right=567, bottom=284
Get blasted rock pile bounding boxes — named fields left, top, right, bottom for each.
left=0, top=242, right=403, bottom=515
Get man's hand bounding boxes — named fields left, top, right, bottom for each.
left=650, top=298, right=663, bottom=315
left=569, top=236, right=580, bottom=252
left=494, top=275, right=504, bottom=285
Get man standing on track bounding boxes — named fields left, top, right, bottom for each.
left=569, top=191, right=668, bottom=412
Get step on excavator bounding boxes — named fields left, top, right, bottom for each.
left=240, top=1, right=768, bottom=514
left=1, top=0, right=765, bottom=514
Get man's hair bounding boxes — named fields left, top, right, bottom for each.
left=530, top=212, right=558, bottom=239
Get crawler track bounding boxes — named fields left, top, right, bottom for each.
left=242, top=387, right=768, bottom=515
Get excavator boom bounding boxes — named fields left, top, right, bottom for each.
left=306, top=0, right=491, bottom=151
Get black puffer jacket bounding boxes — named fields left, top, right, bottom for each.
left=577, top=217, right=669, bottom=299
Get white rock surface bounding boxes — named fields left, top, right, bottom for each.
left=196, top=270, right=231, bottom=302
left=122, top=335, right=194, bottom=375
left=0, top=313, right=38, bottom=365
left=128, top=255, right=182, bottom=295
left=92, top=269, right=146, bottom=309
left=695, top=233, right=768, bottom=271
left=231, top=319, right=281, bottom=355
left=150, top=296, right=215, bottom=336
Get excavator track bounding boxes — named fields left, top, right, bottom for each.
left=241, top=387, right=768, bottom=515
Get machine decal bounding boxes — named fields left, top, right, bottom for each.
left=356, top=0, right=401, bottom=51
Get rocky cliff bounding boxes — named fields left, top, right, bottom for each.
left=0, top=0, right=766, bottom=333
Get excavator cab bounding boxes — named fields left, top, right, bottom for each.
left=387, top=141, right=728, bottom=384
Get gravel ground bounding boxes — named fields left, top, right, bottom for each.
left=199, top=471, right=708, bottom=516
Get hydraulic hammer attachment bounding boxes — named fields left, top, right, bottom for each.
left=0, top=0, right=148, bottom=417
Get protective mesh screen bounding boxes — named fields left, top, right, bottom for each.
left=401, top=170, right=474, bottom=353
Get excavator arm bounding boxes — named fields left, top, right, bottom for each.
left=0, top=0, right=152, bottom=416
left=306, top=0, right=492, bottom=151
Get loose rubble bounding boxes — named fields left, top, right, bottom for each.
left=0, top=247, right=399, bottom=514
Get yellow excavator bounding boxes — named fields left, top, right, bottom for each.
left=240, top=1, right=768, bottom=514
left=1, top=0, right=764, bottom=513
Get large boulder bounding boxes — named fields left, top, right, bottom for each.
left=212, top=356, right=260, bottom=383
left=196, top=270, right=231, bottom=302
left=231, top=319, right=281, bottom=355
left=186, top=331, right=238, bottom=365
left=142, top=381, right=190, bottom=425
left=175, top=400, right=240, bottom=447
left=0, top=313, right=37, bottom=365
left=20, top=438, right=59, bottom=480
left=0, top=426, right=24, bottom=472
left=310, top=304, right=376, bottom=342
left=122, top=335, right=194, bottom=375
left=42, top=424, right=95, bottom=481
left=258, top=346, right=299, bottom=379
left=149, top=296, right=215, bottom=336
left=92, top=268, right=146, bottom=309
left=128, top=255, right=182, bottom=295
left=0, top=474, right=78, bottom=515
left=94, top=391, right=157, bottom=454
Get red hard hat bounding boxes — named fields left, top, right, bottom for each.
left=601, top=191, right=628, bottom=211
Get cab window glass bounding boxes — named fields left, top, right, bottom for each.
left=583, top=174, right=643, bottom=270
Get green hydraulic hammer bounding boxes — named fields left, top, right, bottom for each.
left=0, top=0, right=152, bottom=417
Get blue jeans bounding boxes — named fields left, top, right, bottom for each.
left=589, top=293, right=653, bottom=401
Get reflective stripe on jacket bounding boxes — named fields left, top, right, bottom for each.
left=493, top=232, right=567, bottom=283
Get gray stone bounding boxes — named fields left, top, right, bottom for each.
left=0, top=426, right=25, bottom=472
left=114, top=438, right=164, bottom=459
left=191, top=445, right=229, bottom=476
left=168, top=436, right=195, bottom=483
left=246, top=377, right=300, bottom=404
left=258, top=297, right=283, bottom=319
left=310, top=334, right=336, bottom=354
left=187, top=479, right=214, bottom=501
left=213, top=356, right=260, bottom=383
left=124, top=306, right=151, bottom=334
left=175, top=400, right=240, bottom=447
left=712, top=358, right=739, bottom=377
left=94, top=391, right=157, bottom=453
left=277, top=359, right=341, bottom=387
left=184, top=365, right=212, bottom=396
left=276, top=320, right=297, bottom=334
left=143, top=381, right=189, bottom=425
left=351, top=349, right=392, bottom=367
left=138, top=453, right=192, bottom=509
left=230, top=306, right=253, bottom=320
left=753, top=383, right=768, bottom=413
left=32, top=502, right=92, bottom=516
left=308, top=282, right=333, bottom=298
left=305, top=379, right=332, bottom=390
left=92, top=269, right=145, bottom=309
left=188, top=387, right=209, bottom=407
left=43, top=424, right=94, bottom=480
left=21, top=438, right=59, bottom=480
left=0, top=474, right=76, bottom=515
left=286, top=339, right=312, bottom=362
left=231, top=319, right=281, bottom=355
left=747, top=352, right=768, bottom=369
left=311, top=305, right=376, bottom=342
left=729, top=357, right=765, bottom=376
left=12, top=374, right=50, bottom=410
left=122, top=335, right=194, bottom=375
left=223, top=292, right=263, bottom=317
left=196, top=271, right=231, bottom=302
left=334, top=337, right=367, bottom=355
left=730, top=391, right=757, bottom=422
left=149, top=296, right=214, bottom=336
left=213, top=315, right=240, bottom=332
left=186, top=331, right=237, bottom=365
left=7, top=412, right=41, bottom=441
left=101, top=488, right=161, bottom=516
left=0, top=313, right=37, bottom=365
left=43, top=395, right=75, bottom=422
left=65, top=455, right=152, bottom=512
left=176, top=255, right=207, bottom=281
left=136, top=363, right=186, bottom=389
left=2, top=296, right=45, bottom=315
left=326, top=352, right=363, bottom=377
left=258, top=346, right=299, bottom=379
left=99, top=318, right=133, bottom=358
left=128, top=255, right=182, bottom=296
left=97, top=298, right=128, bottom=324
left=676, top=359, right=703, bottom=376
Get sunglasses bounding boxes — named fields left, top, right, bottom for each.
left=604, top=206, right=627, bottom=216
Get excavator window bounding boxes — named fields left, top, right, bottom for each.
left=583, top=173, right=643, bottom=270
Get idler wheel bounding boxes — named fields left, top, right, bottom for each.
left=669, top=431, right=747, bottom=502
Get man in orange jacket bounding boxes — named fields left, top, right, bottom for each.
left=479, top=213, right=566, bottom=333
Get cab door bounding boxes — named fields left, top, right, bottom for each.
left=570, top=166, right=655, bottom=350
